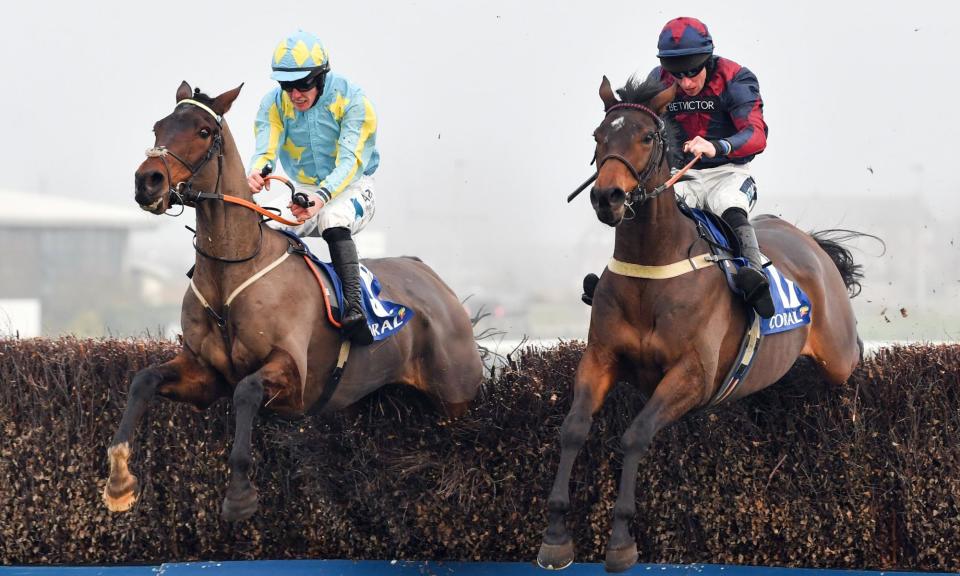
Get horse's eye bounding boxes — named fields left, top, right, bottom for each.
left=642, top=134, right=654, bottom=144
left=199, top=128, right=211, bottom=138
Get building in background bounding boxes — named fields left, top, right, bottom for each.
left=0, top=188, right=157, bottom=336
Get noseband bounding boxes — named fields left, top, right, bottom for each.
left=597, top=103, right=670, bottom=207
left=144, top=99, right=226, bottom=208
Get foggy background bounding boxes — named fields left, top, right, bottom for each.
left=0, top=1, right=957, bottom=344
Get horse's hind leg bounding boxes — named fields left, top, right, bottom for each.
left=221, top=348, right=299, bottom=522
left=537, top=347, right=616, bottom=570
left=103, top=351, right=221, bottom=512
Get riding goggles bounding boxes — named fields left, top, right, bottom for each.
left=670, top=63, right=706, bottom=79
left=279, top=74, right=322, bottom=93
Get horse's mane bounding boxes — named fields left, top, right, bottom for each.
left=616, top=73, right=683, bottom=169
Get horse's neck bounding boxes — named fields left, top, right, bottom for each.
left=193, top=123, right=265, bottom=284
left=613, top=189, right=698, bottom=265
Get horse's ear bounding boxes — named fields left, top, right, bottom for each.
left=176, top=81, right=192, bottom=102
left=212, top=83, right=244, bottom=115
left=648, top=83, right=677, bottom=116
left=599, top=75, right=618, bottom=110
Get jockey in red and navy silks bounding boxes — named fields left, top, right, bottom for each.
left=581, top=17, right=775, bottom=319
left=650, top=55, right=767, bottom=169
left=654, top=16, right=774, bottom=318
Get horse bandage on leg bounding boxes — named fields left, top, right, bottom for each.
left=103, top=442, right=138, bottom=512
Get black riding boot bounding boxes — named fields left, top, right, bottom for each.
left=323, top=227, right=374, bottom=345
left=581, top=273, right=599, bottom=306
left=723, top=208, right=775, bottom=319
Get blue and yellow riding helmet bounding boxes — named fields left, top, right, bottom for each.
left=270, top=30, right=330, bottom=82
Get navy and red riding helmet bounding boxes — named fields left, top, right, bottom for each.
left=656, top=17, right=714, bottom=74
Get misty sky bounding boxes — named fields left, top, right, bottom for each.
left=2, top=1, right=958, bottom=339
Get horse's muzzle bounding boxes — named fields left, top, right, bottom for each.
left=591, top=186, right=626, bottom=227
left=135, top=170, right=167, bottom=213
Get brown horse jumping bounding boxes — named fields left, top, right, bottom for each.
left=103, top=82, right=482, bottom=521
left=537, top=76, right=865, bottom=572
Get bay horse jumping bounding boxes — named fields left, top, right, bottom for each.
left=103, top=82, right=482, bottom=521
left=537, top=76, right=865, bottom=572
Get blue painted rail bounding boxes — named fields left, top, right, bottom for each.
left=0, top=561, right=954, bottom=575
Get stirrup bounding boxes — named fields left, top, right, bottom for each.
left=341, top=306, right=373, bottom=345
left=744, top=286, right=775, bottom=319
left=736, top=268, right=775, bottom=319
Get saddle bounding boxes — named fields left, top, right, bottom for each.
left=676, top=199, right=812, bottom=337
left=279, top=231, right=414, bottom=342
left=670, top=200, right=813, bottom=403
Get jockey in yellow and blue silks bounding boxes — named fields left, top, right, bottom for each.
left=247, top=30, right=379, bottom=345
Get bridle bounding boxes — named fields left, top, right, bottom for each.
left=596, top=102, right=671, bottom=207
left=145, top=98, right=227, bottom=208
left=144, top=98, right=261, bottom=264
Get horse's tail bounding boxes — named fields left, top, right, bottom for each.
left=809, top=229, right=883, bottom=298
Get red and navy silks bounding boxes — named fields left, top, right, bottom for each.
left=651, top=56, right=768, bottom=169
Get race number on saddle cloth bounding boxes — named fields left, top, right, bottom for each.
left=679, top=203, right=811, bottom=336
left=279, top=230, right=413, bottom=341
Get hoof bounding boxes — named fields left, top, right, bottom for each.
left=102, top=474, right=138, bottom=512
left=604, top=542, right=638, bottom=573
left=537, top=539, right=575, bottom=570
left=221, top=487, right=259, bottom=522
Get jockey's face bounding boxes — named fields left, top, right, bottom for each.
left=288, top=86, right=319, bottom=112
left=675, top=67, right=707, bottom=97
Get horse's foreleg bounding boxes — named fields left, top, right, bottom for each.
left=220, top=373, right=264, bottom=522
left=221, top=349, right=299, bottom=522
left=604, top=362, right=703, bottom=572
left=103, top=352, right=220, bottom=512
left=537, top=348, right=616, bottom=570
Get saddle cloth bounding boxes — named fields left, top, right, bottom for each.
left=279, top=231, right=414, bottom=342
left=678, top=203, right=812, bottom=336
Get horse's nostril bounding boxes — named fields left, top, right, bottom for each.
left=135, top=171, right=165, bottom=195
left=147, top=171, right=164, bottom=189
left=610, top=188, right=626, bottom=204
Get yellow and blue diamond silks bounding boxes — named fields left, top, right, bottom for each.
left=250, top=73, right=379, bottom=200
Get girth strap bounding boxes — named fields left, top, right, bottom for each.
left=313, top=339, right=352, bottom=412
left=607, top=253, right=717, bottom=280
left=709, top=312, right=763, bottom=405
